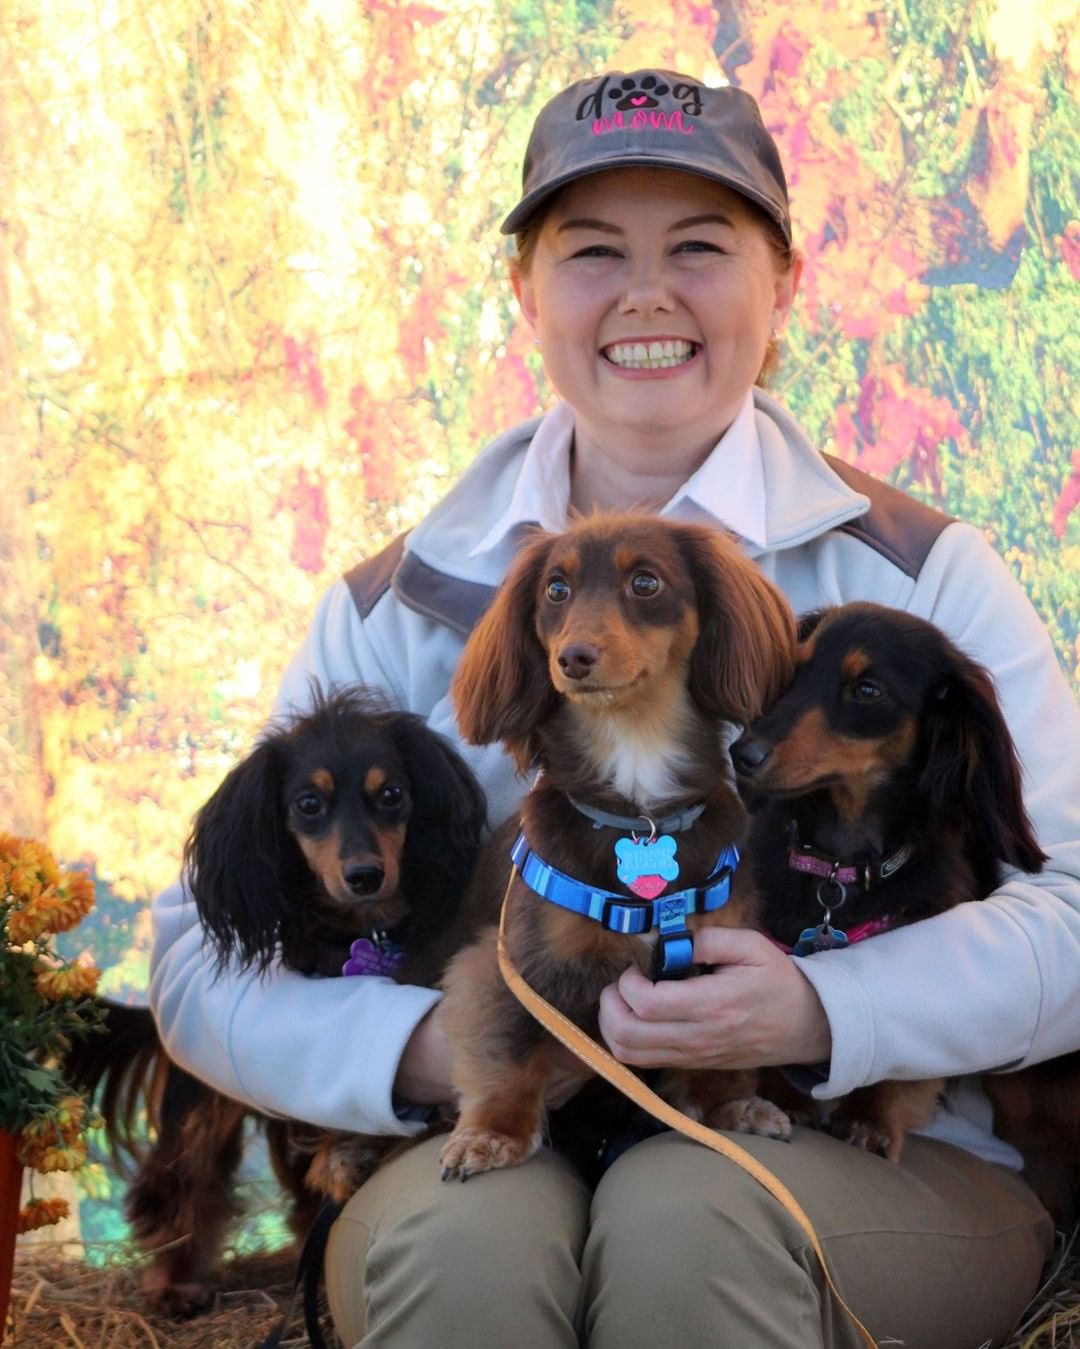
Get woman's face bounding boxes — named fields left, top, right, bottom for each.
left=513, top=167, right=800, bottom=465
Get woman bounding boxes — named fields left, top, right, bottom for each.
left=150, top=71, right=1079, bottom=1347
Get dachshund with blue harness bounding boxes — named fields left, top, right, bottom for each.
left=437, top=513, right=797, bottom=1180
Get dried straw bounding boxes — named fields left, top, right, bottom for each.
left=4, top=1226, right=1078, bottom=1348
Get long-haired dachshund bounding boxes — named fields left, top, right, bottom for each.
left=70, top=686, right=487, bottom=1315
left=437, top=513, right=798, bottom=1180
left=731, top=602, right=1077, bottom=1202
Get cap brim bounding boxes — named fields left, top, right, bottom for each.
left=500, top=157, right=791, bottom=244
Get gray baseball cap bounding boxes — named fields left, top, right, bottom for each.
left=501, top=70, right=791, bottom=245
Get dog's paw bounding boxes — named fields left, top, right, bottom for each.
left=826, top=1117, right=895, bottom=1159
left=706, top=1095, right=792, bottom=1140
left=439, top=1125, right=541, bottom=1181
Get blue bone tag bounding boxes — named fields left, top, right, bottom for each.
left=614, top=834, right=680, bottom=898
left=793, top=923, right=849, bottom=958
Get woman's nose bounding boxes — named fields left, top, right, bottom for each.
left=618, top=258, right=674, bottom=315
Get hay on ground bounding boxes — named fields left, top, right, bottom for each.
left=4, top=1228, right=1079, bottom=1348
left=4, top=1244, right=337, bottom=1348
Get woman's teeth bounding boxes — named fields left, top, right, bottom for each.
left=604, top=340, right=696, bottom=370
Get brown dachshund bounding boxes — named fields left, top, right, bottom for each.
left=438, top=513, right=798, bottom=1180
left=732, top=602, right=1077, bottom=1212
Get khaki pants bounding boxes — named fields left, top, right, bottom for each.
left=325, top=1127, right=1053, bottom=1349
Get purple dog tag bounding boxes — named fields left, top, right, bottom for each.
left=342, top=936, right=404, bottom=978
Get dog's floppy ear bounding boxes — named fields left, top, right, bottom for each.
left=184, top=734, right=306, bottom=974
left=390, top=714, right=488, bottom=944
left=920, top=652, right=1047, bottom=879
left=796, top=608, right=829, bottom=644
left=682, top=526, right=797, bottom=725
left=451, top=530, right=559, bottom=770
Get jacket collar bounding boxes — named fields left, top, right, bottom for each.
left=393, top=389, right=870, bottom=636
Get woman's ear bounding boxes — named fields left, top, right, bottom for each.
left=511, top=264, right=538, bottom=330
left=771, top=251, right=803, bottom=333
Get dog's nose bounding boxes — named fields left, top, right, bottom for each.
left=558, top=642, right=600, bottom=680
left=343, top=863, right=385, bottom=896
left=730, top=735, right=772, bottom=776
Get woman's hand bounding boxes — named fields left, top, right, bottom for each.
left=394, top=1004, right=594, bottom=1110
left=598, top=928, right=832, bottom=1070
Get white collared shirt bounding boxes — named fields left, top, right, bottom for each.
left=469, top=388, right=766, bottom=558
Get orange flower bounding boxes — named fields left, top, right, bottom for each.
left=48, top=869, right=95, bottom=933
left=17, top=1197, right=70, bottom=1233
left=34, top=961, right=100, bottom=1002
left=16, top=1137, right=87, bottom=1173
left=7, top=892, right=59, bottom=944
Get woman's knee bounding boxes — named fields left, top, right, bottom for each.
left=327, top=1139, right=590, bottom=1348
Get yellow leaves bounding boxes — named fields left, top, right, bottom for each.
left=610, top=0, right=724, bottom=80
left=987, top=0, right=1079, bottom=78
left=9, top=0, right=1077, bottom=946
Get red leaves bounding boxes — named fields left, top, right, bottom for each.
left=273, top=468, right=329, bottom=574
left=344, top=383, right=401, bottom=503
left=1052, top=450, right=1080, bottom=540
left=283, top=335, right=328, bottom=411
left=834, top=365, right=967, bottom=493
left=398, top=269, right=466, bottom=385
left=468, top=321, right=538, bottom=445
left=1059, top=223, right=1080, bottom=283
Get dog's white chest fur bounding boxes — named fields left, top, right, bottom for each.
left=583, top=698, right=698, bottom=809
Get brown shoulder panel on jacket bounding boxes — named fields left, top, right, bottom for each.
left=822, top=454, right=954, bottom=580
left=343, top=533, right=408, bottom=620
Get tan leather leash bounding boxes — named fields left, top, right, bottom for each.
left=496, top=873, right=878, bottom=1349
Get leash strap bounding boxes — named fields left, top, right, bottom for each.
left=495, top=871, right=878, bottom=1349
left=257, top=1196, right=344, bottom=1349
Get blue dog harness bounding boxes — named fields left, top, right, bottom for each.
left=510, top=831, right=740, bottom=979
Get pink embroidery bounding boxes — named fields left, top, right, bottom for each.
left=591, top=109, right=695, bottom=137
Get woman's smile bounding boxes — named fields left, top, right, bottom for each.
left=600, top=338, right=700, bottom=373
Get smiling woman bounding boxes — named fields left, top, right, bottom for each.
left=145, top=66, right=1080, bottom=1349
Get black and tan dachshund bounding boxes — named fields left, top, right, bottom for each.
left=731, top=603, right=1077, bottom=1212
left=70, top=686, right=487, bottom=1315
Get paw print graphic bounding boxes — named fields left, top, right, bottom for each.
left=609, top=74, right=670, bottom=112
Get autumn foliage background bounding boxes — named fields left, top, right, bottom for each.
left=1, top=0, right=1078, bottom=1239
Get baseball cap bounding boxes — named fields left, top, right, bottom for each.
left=500, top=70, right=791, bottom=246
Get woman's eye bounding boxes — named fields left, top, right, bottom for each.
left=571, top=244, right=620, bottom=259
left=378, top=784, right=404, bottom=809
left=546, top=577, right=571, bottom=603
left=675, top=240, right=724, bottom=255
left=851, top=680, right=883, bottom=703
left=295, top=792, right=323, bottom=817
left=630, top=571, right=660, bottom=598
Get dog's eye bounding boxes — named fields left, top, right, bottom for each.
left=295, top=792, right=324, bottom=817
left=377, top=784, right=404, bottom=809
left=546, top=577, right=571, bottom=603
left=851, top=679, right=883, bottom=703
left=630, top=571, right=660, bottom=598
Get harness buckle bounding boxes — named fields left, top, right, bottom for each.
left=653, top=930, right=696, bottom=980
left=600, top=894, right=647, bottom=935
